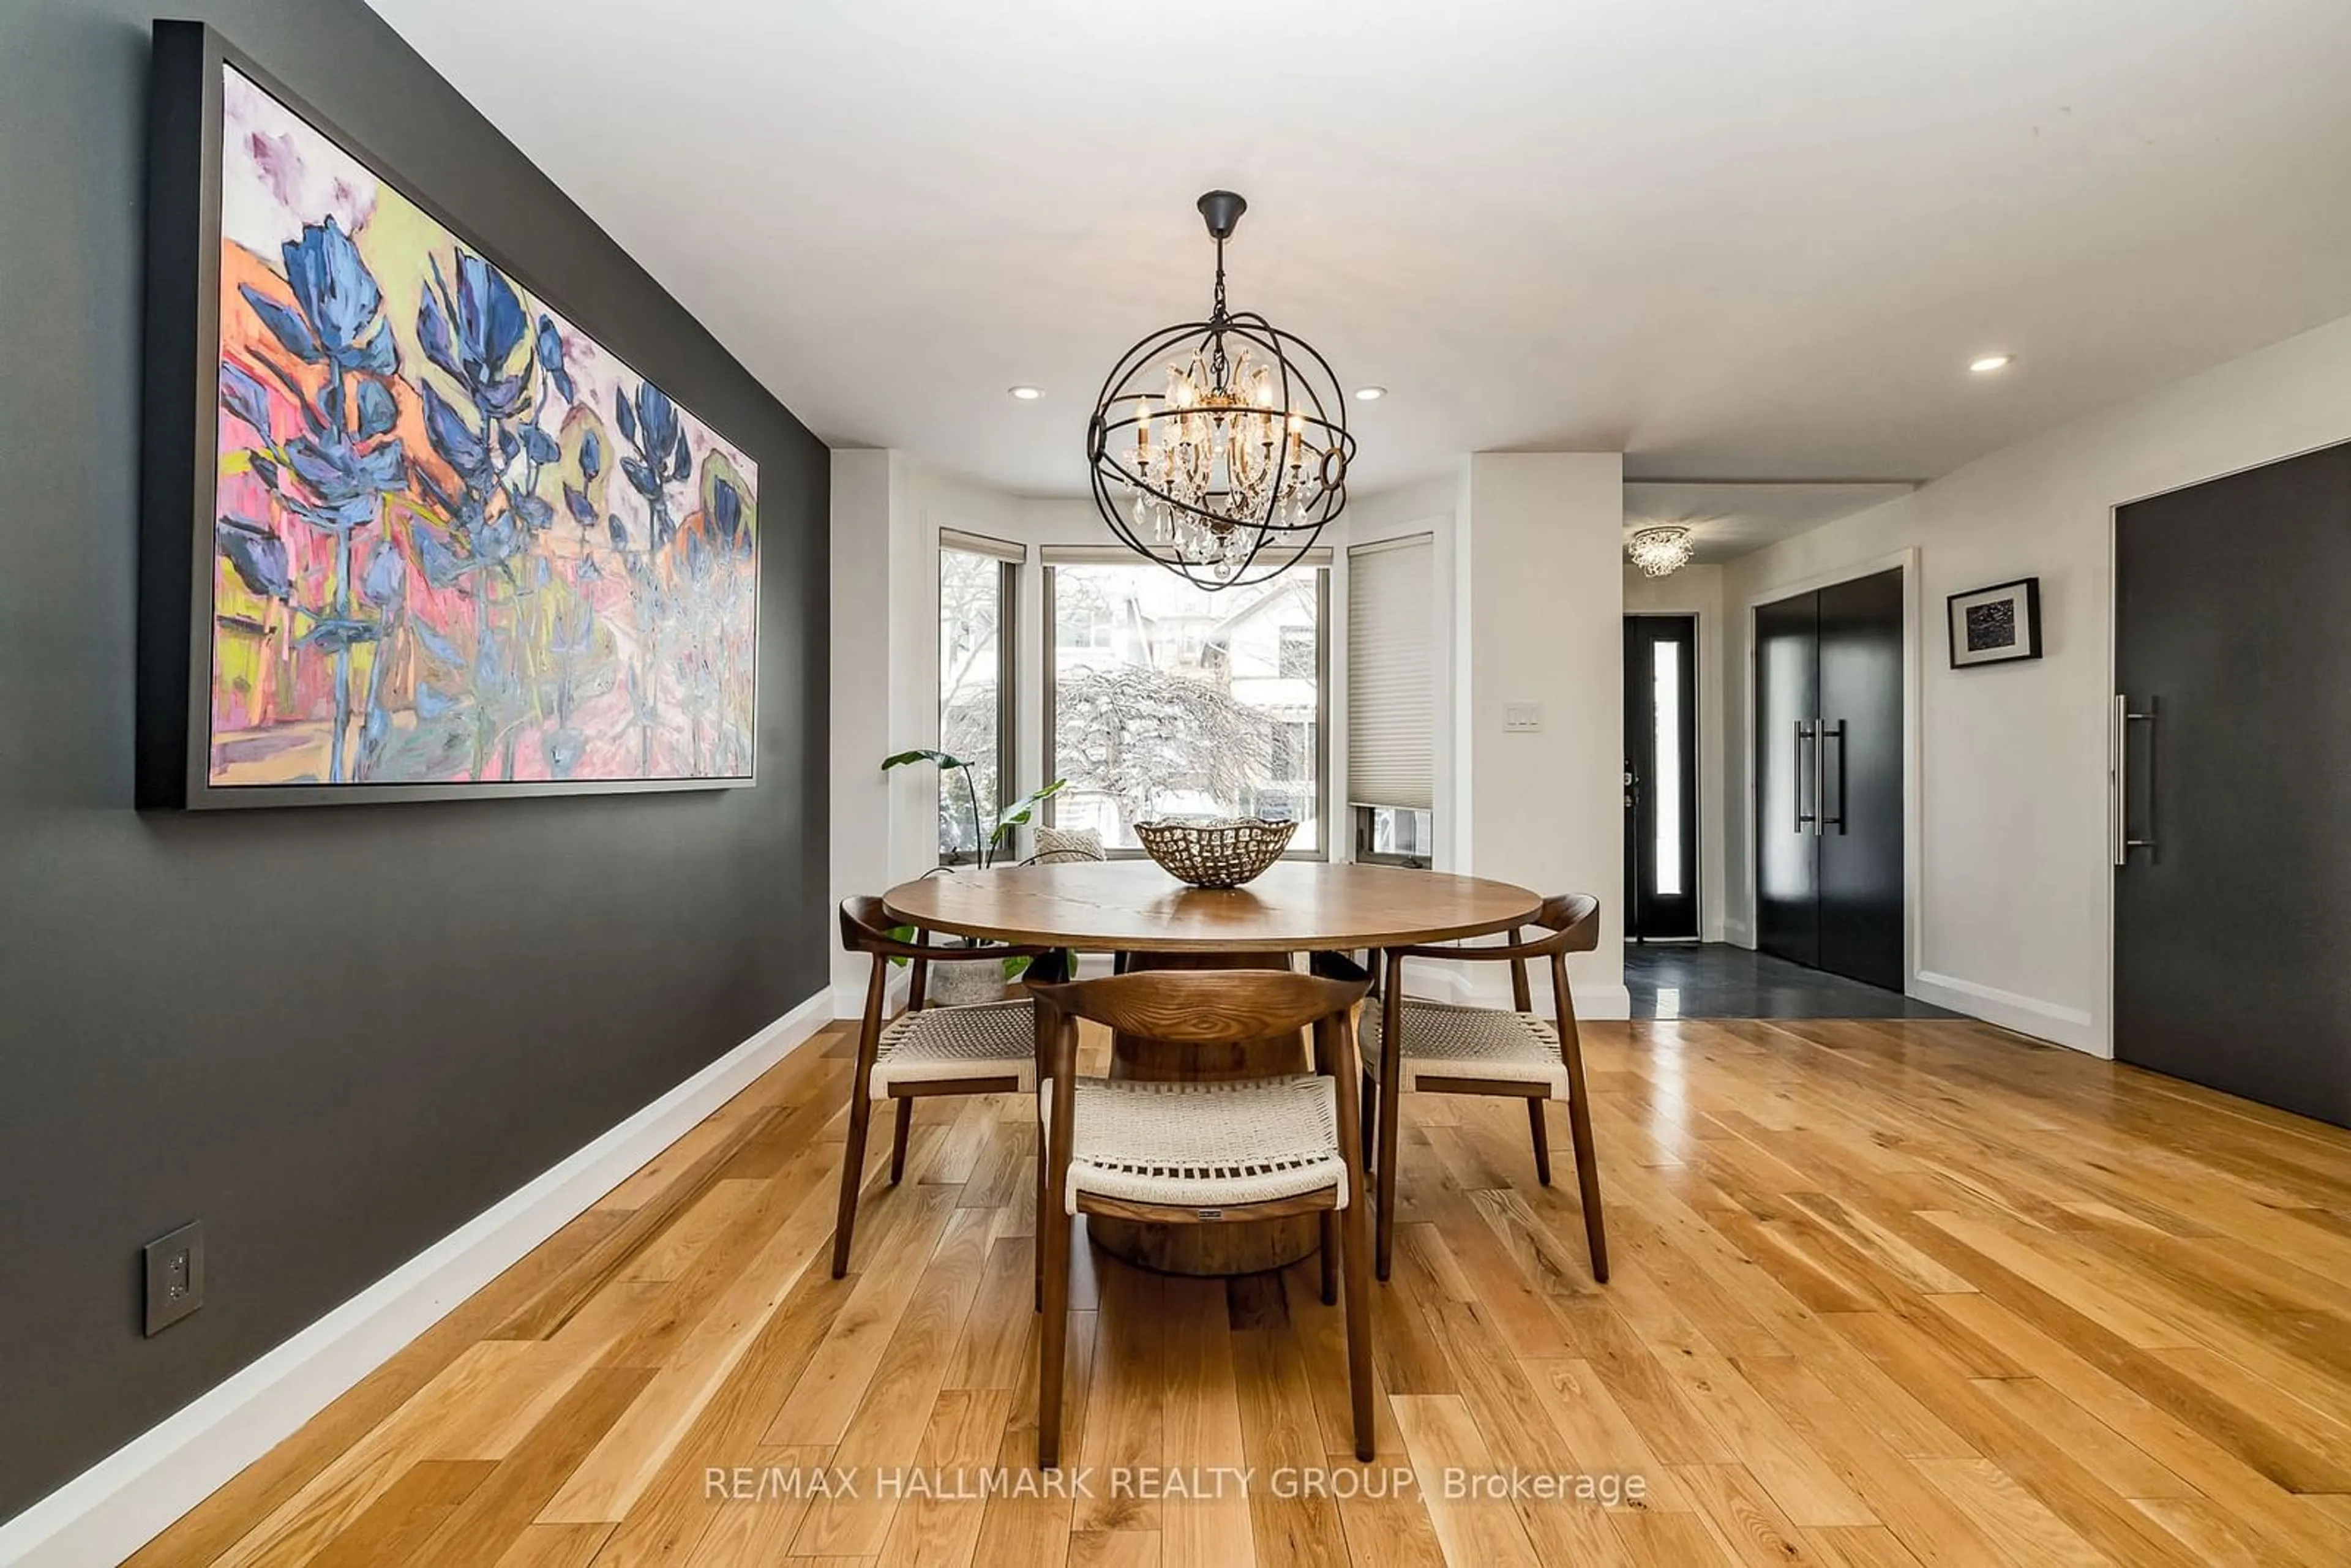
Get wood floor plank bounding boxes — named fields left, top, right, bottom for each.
left=130, top=1016, right=2351, bottom=1568
left=1799, top=1525, right=1931, bottom=1568
left=1389, top=1395, right=1545, bottom=1568
left=872, top=1387, right=1015, bottom=1568
left=796, top=1205, right=999, bottom=1554
left=1674, top=1462, right=1829, bottom=1566
left=414, top=1365, right=656, bottom=1566
left=1159, top=1276, right=1258, bottom=1568
left=303, top=1457, right=496, bottom=1568
left=1232, top=1310, right=1352, bottom=1568
left=1652, top=1350, right=1877, bottom=1528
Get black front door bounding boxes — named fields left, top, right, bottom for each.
left=1624, top=615, right=1700, bottom=940
left=2116, top=442, right=2351, bottom=1128
left=1755, top=569, right=1905, bottom=991
left=1755, top=591, right=1821, bottom=967
left=1817, top=570, right=1905, bottom=992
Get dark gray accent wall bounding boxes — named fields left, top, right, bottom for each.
left=0, top=0, right=829, bottom=1523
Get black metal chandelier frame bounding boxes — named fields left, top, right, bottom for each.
left=1086, top=191, right=1354, bottom=590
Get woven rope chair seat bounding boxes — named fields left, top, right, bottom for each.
left=870, top=1000, right=1038, bottom=1097
left=1359, top=999, right=1570, bottom=1099
left=1044, top=1074, right=1348, bottom=1213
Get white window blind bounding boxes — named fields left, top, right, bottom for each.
left=1346, top=533, right=1433, bottom=812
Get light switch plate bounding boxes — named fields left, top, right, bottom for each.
left=1502, top=702, right=1543, bottom=733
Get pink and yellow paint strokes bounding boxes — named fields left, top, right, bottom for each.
left=209, top=66, right=757, bottom=789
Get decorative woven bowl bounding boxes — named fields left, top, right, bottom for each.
left=1133, top=817, right=1299, bottom=888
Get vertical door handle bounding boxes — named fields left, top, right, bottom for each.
left=1820, top=721, right=1847, bottom=833
left=1793, top=720, right=1817, bottom=833
left=2113, top=695, right=2159, bottom=865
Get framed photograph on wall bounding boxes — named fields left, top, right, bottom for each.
left=140, top=23, right=759, bottom=808
left=1946, top=577, right=2042, bottom=668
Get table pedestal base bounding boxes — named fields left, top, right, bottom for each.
left=1089, top=951, right=1323, bottom=1278
left=1086, top=1212, right=1319, bottom=1276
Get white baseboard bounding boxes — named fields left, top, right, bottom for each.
left=831, top=972, right=913, bottom=1019
left=1912, top=969, right=2103, bottom=1056
left=0, top=990, right=833, bottom=1568
left=1721, top=917, right=1755, bottom=948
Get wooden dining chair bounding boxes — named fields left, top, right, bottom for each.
left=1344, top=893, right=1608, bottom=1285
left=833, top=896, right=1062, bottom=1278
left=1026, top=962, right=1378, bottom=1468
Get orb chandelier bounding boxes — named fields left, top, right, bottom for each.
left=1087, top=191, right=1354, bottom=589
left=1626, top=525, right=1695, bottom=579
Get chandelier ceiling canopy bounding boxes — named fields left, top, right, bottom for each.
left=1087, top=192, right=1353, bottom=589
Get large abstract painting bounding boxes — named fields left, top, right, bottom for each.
left=174, top=51, right=757, bottom=803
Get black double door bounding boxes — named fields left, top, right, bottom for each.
left=1625, top=615, right=1700, bottom=940
left=2116, top=442, right=2351, bottom=1128
left=1755, top=569, right=1905, bottom=991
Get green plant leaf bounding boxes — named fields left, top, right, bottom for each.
left=882, top=748, right=967, bottom=773
left=885, top=922, right=918, bottom=967
left=988, top=778, right=1068, bottom=846
left=1002, top=954, right=1033, bottom=982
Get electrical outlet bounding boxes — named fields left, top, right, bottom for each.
left=144, top=1221, right=204, bottom=1336
left=1502, top=702, right=1543, bottom=733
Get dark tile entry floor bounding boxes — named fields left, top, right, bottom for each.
left=1624, top=942, right=1963, bottom=1021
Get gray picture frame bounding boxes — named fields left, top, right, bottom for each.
left=139, top=21, right=760, bottom=809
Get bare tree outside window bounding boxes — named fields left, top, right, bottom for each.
left=938, top=547, right=1007, bottom=860
left=1048, top=562, right=1324, bottom=851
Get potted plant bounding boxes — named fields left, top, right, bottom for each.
left=880, top=749, right=1067, bottom=1003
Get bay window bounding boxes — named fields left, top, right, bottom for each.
left=1043, top=549, right=1329, bottom=854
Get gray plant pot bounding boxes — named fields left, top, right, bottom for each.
left=926, top=958, right=1009, bottom=1007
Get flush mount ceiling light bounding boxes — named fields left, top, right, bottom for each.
left=1354, top=386, right=1387, bottom=401
left=1008, top=384, right=1044, bottom=400
left=1626, top=525, right=1695, bottom=579
left=1969, top=353, right=2015, bottom=374
left=1087, top=190, right=1354, bottom=589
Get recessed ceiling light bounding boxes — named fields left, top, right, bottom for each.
left=1969, top=354, right=2015, bottom=374
left=1354, top=386, right=1387, bottom=401
left=1007, top=385, right=1043, bottom=400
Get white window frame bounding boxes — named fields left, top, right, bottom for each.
left=937, top=530, right=1022, bottom=865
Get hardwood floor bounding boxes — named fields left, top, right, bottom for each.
left=127, top=1015, right=2351, bottom=1567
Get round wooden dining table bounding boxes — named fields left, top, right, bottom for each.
left=881, top=860, right=1545, bottom=1277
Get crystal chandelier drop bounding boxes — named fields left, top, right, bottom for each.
left=1625, top=525, right=1694, bottom=579
left=1087, top=192, right=1354, bottom=589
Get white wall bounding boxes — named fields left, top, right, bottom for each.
left=828, top=449, right=899, bottom=1008
left=1457, top=454, right=1629, bottom=1015
left=1719, top=310, right=2351, bottom=1054
left=1624, top=563, right=1729, bottom=943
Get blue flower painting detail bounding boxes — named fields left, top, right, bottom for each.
left=209, top=65, right=758, bottom=789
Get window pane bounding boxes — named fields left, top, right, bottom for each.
left=1049, top=563, right=1322, bottom=852
left=1651, top=638, right=1683, bottom=896
left=1358, top=804, right=1431, bottom=863
left=939, top=549, right=1004, bottom=860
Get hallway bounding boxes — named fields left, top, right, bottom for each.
left=1624, top=943, right=1963, bottom=1022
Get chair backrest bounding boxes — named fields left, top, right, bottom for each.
left=1381, top=893, right=1600, bottom=1017
left=1528, top=893, right=1602, bottom=953
left=1029, top=963, right=1371, bottom=1045
left=838, top=894, right=1053, bottom=961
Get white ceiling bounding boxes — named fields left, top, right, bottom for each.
left=1624, top=482, right=1916, bottom=563
left=370, top=0, right=2351, bottom=501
